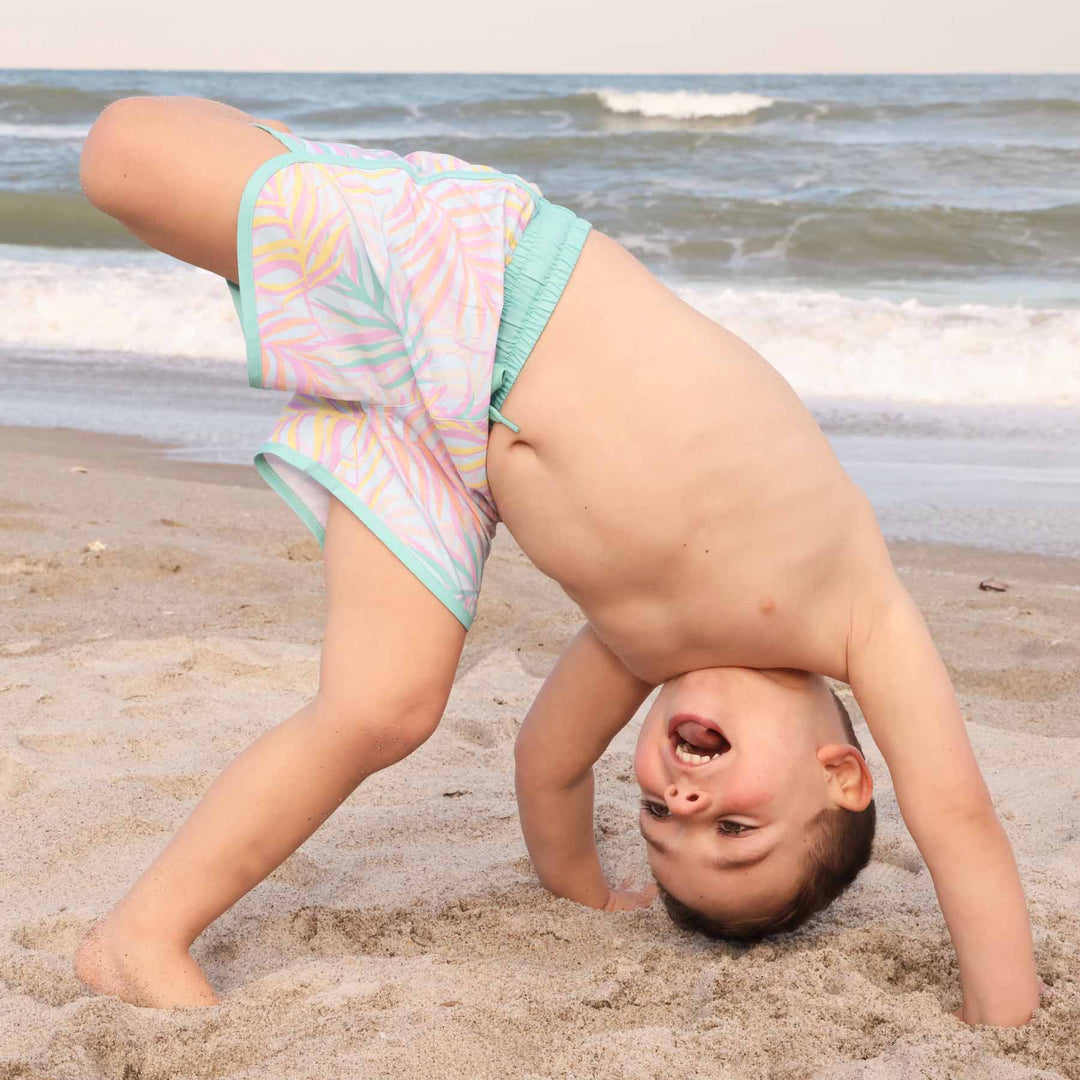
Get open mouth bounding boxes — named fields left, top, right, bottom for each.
left=666, top=713, right=730, bottom=765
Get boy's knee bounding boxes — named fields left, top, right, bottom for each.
left=314, top=680, right=448, bottom=767
left=79, top=97, right=163, bottom=214
left=80, top=99, right=134, bottom=210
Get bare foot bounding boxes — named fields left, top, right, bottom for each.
left=74, top=914, right=220, bottom=1008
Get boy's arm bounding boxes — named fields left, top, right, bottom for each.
left=846, top=580, right=1041, bottom=1028
left=514, top=622, right=656, bottom=910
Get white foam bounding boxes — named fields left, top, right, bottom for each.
left=593, top=90, right=775, bottom=120
left=0, top=122, right=91, bottom=141
left=1, top=250, right=1077, bottom=409
left=610, top=232, right=673, bottom=258
left=0, top=250, right=245, bottom=361
left=674, top=283, right=1080, bottom=409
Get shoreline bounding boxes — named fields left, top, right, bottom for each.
left=5, top=421, right=1080, bottom=569
left=0, top=423, right=265, bottom=490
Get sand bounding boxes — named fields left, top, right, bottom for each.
left=0, top=424, right=1077, bottom=1080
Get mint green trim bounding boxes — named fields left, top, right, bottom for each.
left=489, top=201, right=592, bottom=430
left=249, top=122, right=303, bottom=153
left=228, top=148, right=298, bottom=390
left=253, top=442, right=473, bottom=630
left=253, top=452, right=327, bottom=542
left=227, top=123, right=546, bottom=396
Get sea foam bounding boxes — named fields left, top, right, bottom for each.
left=675, top=283, right=1080, bottom=409
left=0, top=121, right=91, bottom=141
left=592, top=89, right=776, bottom=120
left=1, top=251, right=1076, bottom=410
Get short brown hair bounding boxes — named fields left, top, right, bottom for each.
left=655, top=686, right=875, bottom=942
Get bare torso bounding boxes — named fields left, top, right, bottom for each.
left=487, top=230, right=889, bottom=685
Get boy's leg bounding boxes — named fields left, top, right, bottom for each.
left=78, top=94, right=292, bottom=284
left=74, top=496, right=467, bottom=1007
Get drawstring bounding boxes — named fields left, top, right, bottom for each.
left=488, top=367, right=520, bottom=433
left=488, top=402, right=520, bottom=433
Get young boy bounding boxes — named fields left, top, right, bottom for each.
left=73, top=96, right=1041, bottom=1026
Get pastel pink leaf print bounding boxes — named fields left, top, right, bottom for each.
left=230, top=125, right=545, bottom=627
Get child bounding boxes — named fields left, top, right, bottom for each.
left=73, top=95, right=1042, bottom=1025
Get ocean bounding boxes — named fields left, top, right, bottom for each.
left=2, top=70, right=1078, bottom=556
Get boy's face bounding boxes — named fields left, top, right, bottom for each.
left=633, top=667, right=867, bottom=923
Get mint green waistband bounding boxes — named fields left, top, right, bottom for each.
left=489, top=199, right=592, bottom=434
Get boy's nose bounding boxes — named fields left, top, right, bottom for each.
left=664, top=783, right=712, bottom=816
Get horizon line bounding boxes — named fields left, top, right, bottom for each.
left=2, top=66, right=1077, bottom=77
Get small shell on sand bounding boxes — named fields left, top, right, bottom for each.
left=978, top=578, right=1009, bottom=591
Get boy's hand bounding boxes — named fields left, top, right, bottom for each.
left=848, top=582, right=1041, bottom=1030
left=602, top=879, right=658, bottom=912
left=514, top=624, right=656, bottom=912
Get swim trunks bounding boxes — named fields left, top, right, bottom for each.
left=227, top=122, right=591, bottom=630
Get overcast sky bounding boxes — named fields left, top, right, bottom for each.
left=4, top=0, right=1077, bottom=73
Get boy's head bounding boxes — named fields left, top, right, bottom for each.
left=633, top=667, right=875, bottom=941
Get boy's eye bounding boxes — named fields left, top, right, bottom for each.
left=716, top=820, right=752, bottom=836
left=640, top=801, right=752, bottom=836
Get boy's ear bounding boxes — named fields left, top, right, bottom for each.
left=816, top=744, right=874, bottom=811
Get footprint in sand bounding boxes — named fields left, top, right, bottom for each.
left=0, top=749, right=40, bottom=799
left=69, top=635, right=198, bottom=701
left=4, top=912, right=94, bottom=1007
left=1, top=638, right=44, bottom=656
left=69, top=634, right=319, bottom=700
left=0, top=555, right=56, bottom=577
left=441, top=647, right=542, bottom=749
left=188, top=636, right=320, bottom=691
left=244, top=955, right=386, bottom=1010
left=948, top=664, right=1071, bottom=703
left=0, top=516, right=46, bottom=532
left=843, top=923, right=955, bottom=995
left=0, top=498, right=39, bottom=513
left=267, top=849, right=327, bottom=889
left=16, top=729, right=107, bottom=754
left=12, top=912, right=88, bottom=957
left=116, top=771, right=216, bottom=802
left=206, top=902, right=448, bottom=978
left=283, top=538, right=321, bottom=562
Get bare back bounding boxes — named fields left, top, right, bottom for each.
left=487, top=230, right=890, bottom=685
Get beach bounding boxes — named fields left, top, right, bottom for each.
left=2, top=66, right=1079, bottom=1078
left=1, top=424, right=1077, bottom=1079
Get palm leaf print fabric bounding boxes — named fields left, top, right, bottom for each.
left=227, top=124, right=541, bottom=628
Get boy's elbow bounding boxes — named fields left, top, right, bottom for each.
left=904, top=785, right=998, bottom=843
left=513, top=739, right=591, bottom=794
